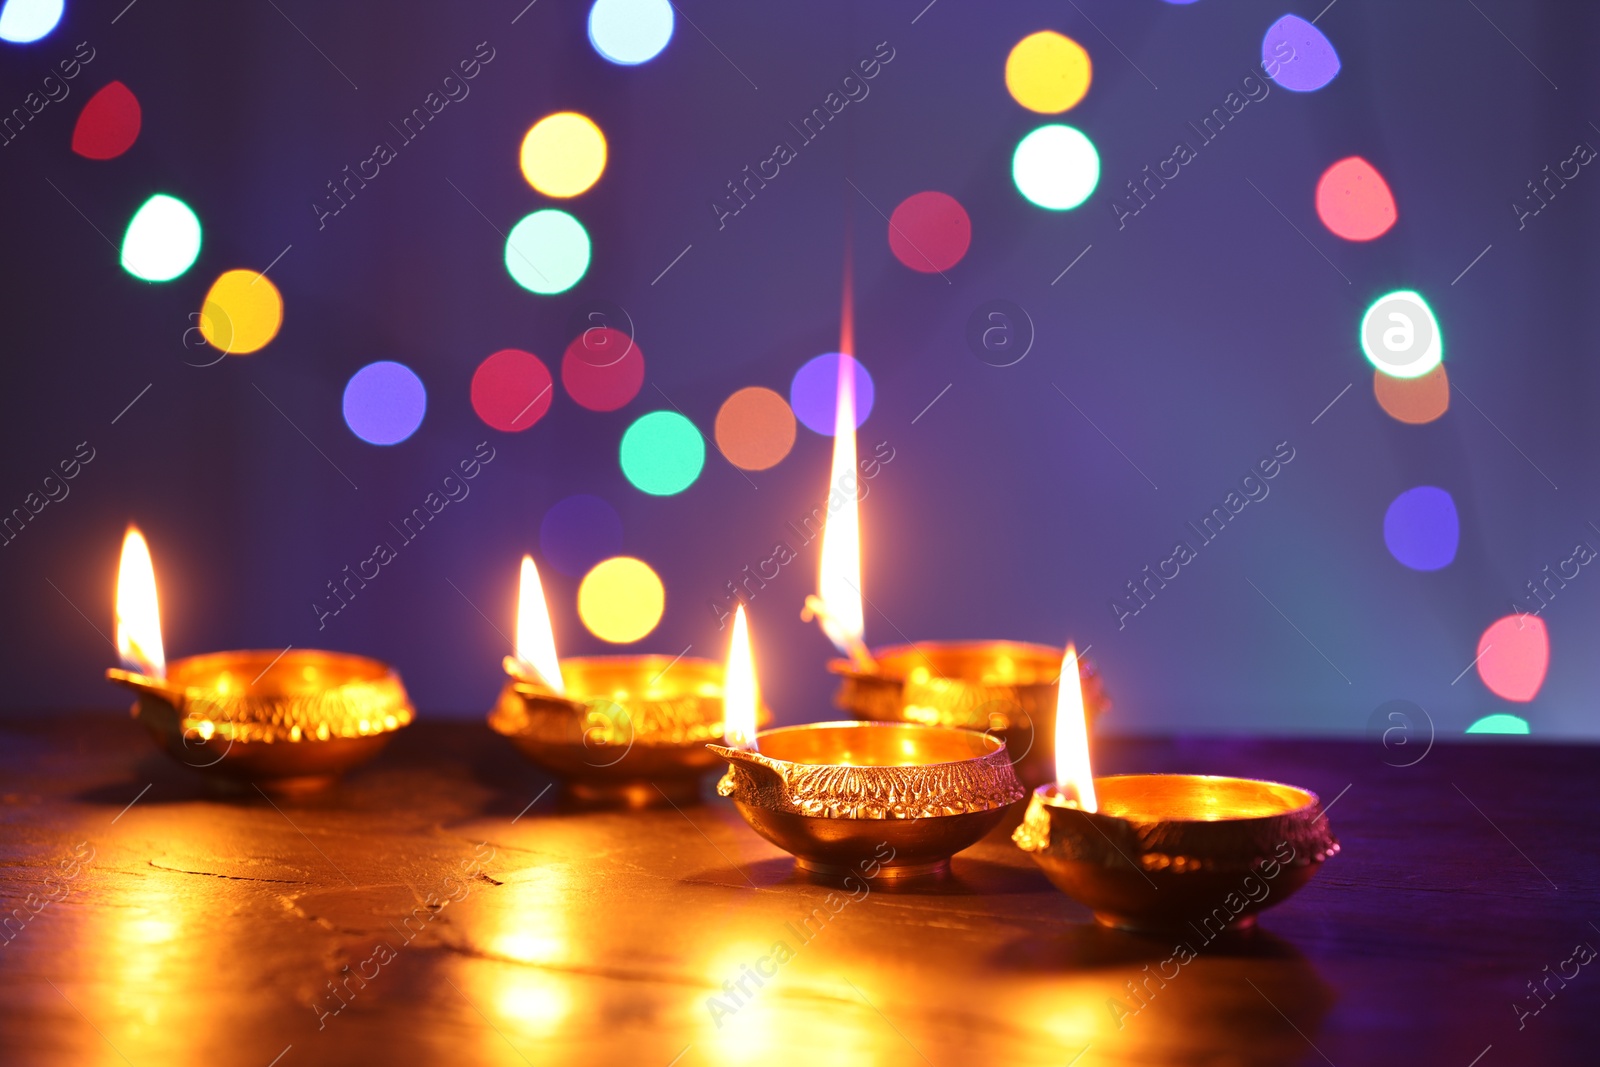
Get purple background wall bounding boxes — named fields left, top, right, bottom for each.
left=0, top=0, right=1594, bottom=737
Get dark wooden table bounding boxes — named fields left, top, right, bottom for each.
left=2, top=711, right=1596, bottom=1066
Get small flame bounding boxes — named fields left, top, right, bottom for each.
left=1053, top=643, right=1097, bottom=811
left=514, top=555, right=564, bottom=695
left=115, top=526, right=165, bottom=679
left=723, top=604, right=758, bottom=750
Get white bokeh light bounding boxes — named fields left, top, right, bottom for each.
left=587, top=0, right=674, bottom=66
left=1012, top=124, right=1100, bottom=211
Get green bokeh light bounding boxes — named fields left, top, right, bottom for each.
left=504, top=209, right=591, bottom=295
left=1464, top=713, right=1530, bottom=735
left=620, top=411, right=705, bottom=496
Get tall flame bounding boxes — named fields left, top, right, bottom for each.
left=801, top=251, right=872, bottom=666
left=115, top=526, right=165, bottom=679
left=514, top=555, right=564, bottom=695
left=1053, top=644, right=1097, bottom=811
left=815, top=350, right=866, bottom=659
left=723, top=604, right=758, bottom=750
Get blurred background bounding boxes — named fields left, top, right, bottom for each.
left=0, top=0, right=1594, bottom=736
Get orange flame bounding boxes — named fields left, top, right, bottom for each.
left=115, top=526, right=165, bottom=679
left=513, top=555, right=564, bottom=695
left=813, top=350, right=868, bottom=662
left=723, top=604, right=758, bottom=750
left=1053, top=644, right=1097, bottom=811
left=802, top=249, right=872, bottom=667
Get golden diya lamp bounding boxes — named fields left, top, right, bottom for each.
left=828, top=639, right=1109, bottom=789
left=712, top=599, right=1025, bottom=883
left=1012, top=645, right=1339, bottom=933
left=797, top=339, right=1107, bottom=787
left=488, top=555, right=768, bottom=808
left=105, top=527, right=413, bottom=797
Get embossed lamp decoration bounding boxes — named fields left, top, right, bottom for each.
left=799, top=312, right=1108, bottom=787
left=105, top=527, right=413, bottom=796
left=710, top=605, right=1025, bottom=883
left=488, top=555, right=763, bottom=807
left=1013, top=644, right=1339, bottom=932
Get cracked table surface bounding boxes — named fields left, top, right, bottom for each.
left=1, top=711, right=1597, bottom=1066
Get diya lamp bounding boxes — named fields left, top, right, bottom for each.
left=1012, top=644, right=1339, bottom=933
left=796, top=340, right=1108, bottom=787
left=830, top=638, right=1110, bottom=790
left=710, top=605, right=1026, bottom=883
left=105, top=527, right=414, bottom=797
left=487, top=555, right=767, bottom=808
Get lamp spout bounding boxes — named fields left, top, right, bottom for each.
left=706, top=743, right=787, bottom=801
left=106, top=667, right=184, bottom=705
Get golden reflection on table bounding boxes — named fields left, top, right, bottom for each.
left=7, top=716, right=1585, bottom=1067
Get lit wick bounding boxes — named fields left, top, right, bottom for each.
left=115, top=526, right=166, bottom=680
left=1052, top=643, right=1098, bottom=812
left=504, top=555, right=565, bottom=695
left=802, top=595, right=873, bottom=670
left=805, top=260, right=875, bottom=672
left=723, top=604, right=759, bottom=751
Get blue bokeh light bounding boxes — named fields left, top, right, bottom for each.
left=1262, top=14, right=1340, bottom=93
left=342, top=361, right=427, bottom=445
left=789, top=353, right=875, bottom=436
left=1383, top=486, right=1459, bottom=571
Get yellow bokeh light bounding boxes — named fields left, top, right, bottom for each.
left=1006, top=31, right=1091, bottom=114
left=199, top=269, right=283, bottom=355
left=520, top=112, right=607, bottom=198
left=577, top=556, right=664, bottom=643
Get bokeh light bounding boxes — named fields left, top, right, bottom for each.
left=0, top=0, right=62, bottom=43
left=1012, top=124, right=1100, bottom=210
left=1316, top=157, right=1396, bottom=241
left=471, top=349, right=553, bottom=432
left=1361, top=290, right=1442, bottom=379
left=715, top=387, right=796, bottom=471
left=519, top=112, right=607, bottom=198
left=888, top=191, right=971, bottom=273
left=790, top=353, right=874, bottom=435
left=1262, top=14, right=1340, bottom=92
left=198, top=269, right=283, bottom=355
left=505, top=209, right=590, bottom=295
left=72, top=81, right=141, bottom=160
left=541, top=495, right=624, bottom=578
left=343, top=361, right=426, bottom=445
left=120, top=194, right=202, bottom=282
left=562, top=327, right=643, bottom=412
left=577, top=556, right=664, bottom=643
left=1383, top=486, right=1458, bottom=571
left=1465, top=713, right=1530, bottom=735
left=1005, top=31, right=1091, bottom=114
left=620, top=411, right=705, bottom=495
left=1476, top=614, right=1549, bottom=703
left=1374, top=365, right=1449, bottom=425
left=588, top=0, right=674, bottom=65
